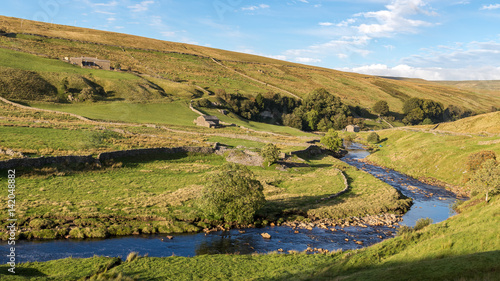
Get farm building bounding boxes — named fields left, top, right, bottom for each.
left=345, top=125, right=360, bottom=133
left=194, top=115, right=220, bottom=128
left=69, top=57, right=111, bottom=70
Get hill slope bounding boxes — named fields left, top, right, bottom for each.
left=1, top=15, right=499, bottom=115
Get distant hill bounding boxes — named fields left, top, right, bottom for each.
left=1, top=15, right=499, bottom=115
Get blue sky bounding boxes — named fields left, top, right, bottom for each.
left=2, top=0, right=500, bottom=80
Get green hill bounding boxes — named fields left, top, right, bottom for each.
left=1, top=15, right=499, bottom=118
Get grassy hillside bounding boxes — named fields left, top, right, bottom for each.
left=428, top=111, right=500, bottom=135
left=363, top=128, right=500, bottom=192
left=4, top=195, right=498, bottom=280
left=1, top=15, right=499, bottom=116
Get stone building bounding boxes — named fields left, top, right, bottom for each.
left=69, top=57, right=111, bottom=70
left=194, top=115, right=220, bottom=128
left=346, top=125, right=360, bottom=133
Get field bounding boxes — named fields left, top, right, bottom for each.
left=3, top=194, right=498, bottom=280
left=0, top=148, right=409, bottom=240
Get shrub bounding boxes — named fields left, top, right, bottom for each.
left=261, top=143, right=281, bottom=165
left=29, top=218, right=54, bottom=230
left=467, top=159, right=500, bottom=202
left=373, top=100, right=389, bottom=116
left=367, top=132, right=380, bottom=143
left=69, top=227, right=85, bottom=239
left=126, top=252, right=139, bottom=263
left=320, top=129, right=343, bottom=152
left=199, top=163, right=265, bottom=224
left=465, top=151, right=496, bottom=177
left=413, top=218, right=433, bottom=231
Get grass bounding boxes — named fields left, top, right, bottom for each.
left=0, top=151, right=409, bottom=240
left=364, top=128, right=500, bottom=189
left=425, top=111, right=500, bottom=135
left=30, top=100, right=200, bottom=126
left=5, top=195, right=499, bottom=280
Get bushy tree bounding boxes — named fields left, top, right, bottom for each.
left=467, top=159, right=500, bottom=202
left=320, top=129, right=343, bottom=152
left=292, top=88, right=351, bottom=131
left=261, top=143, right=281, bottom=165
left=200, top=163, right=265, bottom=224
left=367, top=132, right=380, bottom=143
left=463, top=151, right=497, bottom=183
left=402, top=97, right=444, bottom=125
left=373, top=100, right=389, bottom=116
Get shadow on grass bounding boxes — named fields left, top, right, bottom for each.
left=259, top=190, right=356, bottom=220
left=0, top=266, right=46, bottom=277
left=313, top=250, right=500, bottom=281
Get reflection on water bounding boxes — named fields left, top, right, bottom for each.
left=0, top=143, right=460, bottom=262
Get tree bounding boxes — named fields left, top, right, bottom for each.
left=373, top=100, right=389, bottom=116
left=467, top=159, right=500, bottom=202
left=261, top=143, right=281, bottom=165
left=367, top=132, right=380, bottom=143
left=200, top=163, right=266, bottom=224
left=320, top=129, right=343, bottom=152
left=463, top=151, right=497, bottom=183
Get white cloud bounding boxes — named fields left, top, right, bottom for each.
left=342, top=64, right=500, bottom=80
left=336, top=18, right=356, bottom=27
left=284, top=36, right=371, bottom=61
left=402, top=41, right=500, bottom=69
left=319, top=22, right=334, bottom=26
left=161, top=31, right=176, bottom=37
left=295, top=57, right=322, bottom=63
left=242, top=4, right=270, bottom=11
left=93, top=0, right=118, bottom=7
left=356, top=0, right=436, bottom=38
left=95, top=10, right=116, bottom=15
left=480, top=4, right=500, bottom=10
left=128, top=0, right=155, bottom=13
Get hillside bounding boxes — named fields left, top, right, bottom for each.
left=1, top=15, right=499, bottom=116
left=430, top=111, right=500, bottom=135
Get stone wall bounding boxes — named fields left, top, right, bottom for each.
left=0, top=147, right=214, bottom=170
left=0, top=155, right=97, bottom=170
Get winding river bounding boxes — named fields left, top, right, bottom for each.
left=1, top=144, right=460, bottom=263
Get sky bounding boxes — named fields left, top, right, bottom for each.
left=2, top=0, right=500, bottom=80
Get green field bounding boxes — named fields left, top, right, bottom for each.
left=31, top=100, right=199, bottom=126
left=0, top=151, right=409, bottom=240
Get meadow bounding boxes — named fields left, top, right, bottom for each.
left=0, top=149, right=409, bottom=240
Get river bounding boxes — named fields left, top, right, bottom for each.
left=1, top=144, right=460, bottom=263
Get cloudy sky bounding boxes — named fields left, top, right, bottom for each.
left=3, top=0, right=500, bottom=80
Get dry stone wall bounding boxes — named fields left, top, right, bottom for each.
left=0, top=146, right=214, bottom=170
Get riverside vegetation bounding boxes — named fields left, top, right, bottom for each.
left=0, top=15, right=499, bottom=280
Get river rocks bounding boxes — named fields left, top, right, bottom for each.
left=279, top=213, right=402, bottom=231
left=261, top=233, right=271, bottom=239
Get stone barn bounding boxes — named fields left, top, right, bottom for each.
left=346, top=125, right=360, bottom=133
left=69, top=57, right=111, bottom=70
left=194, top=115, right=220, bottom=128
